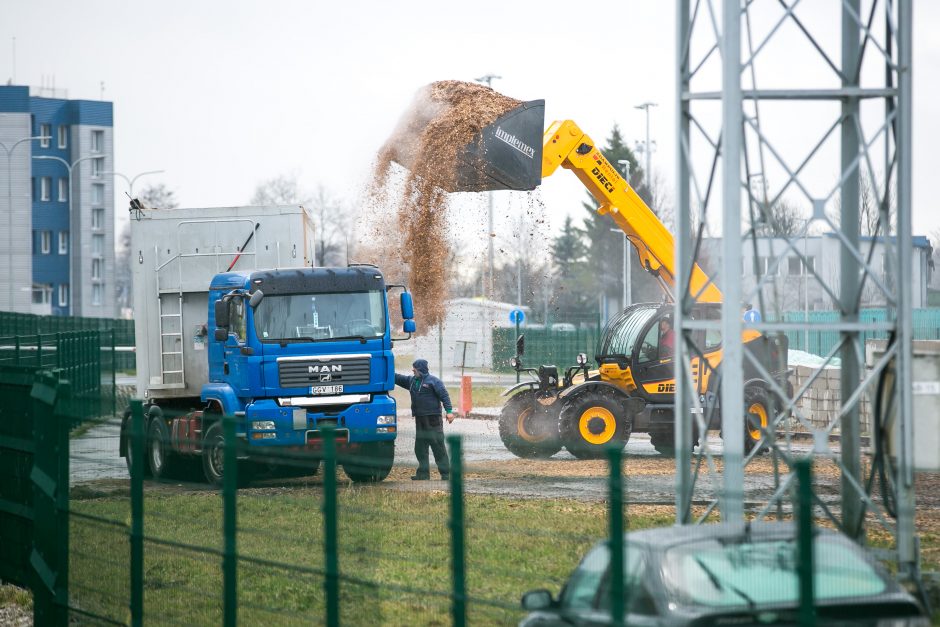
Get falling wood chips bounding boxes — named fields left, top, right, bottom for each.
left=369, top=80, right=522, bottom=331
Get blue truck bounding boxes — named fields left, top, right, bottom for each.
left=119, top=205, right=415, bottom=485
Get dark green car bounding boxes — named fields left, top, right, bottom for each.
left=520, top=522, right=926, bottom=626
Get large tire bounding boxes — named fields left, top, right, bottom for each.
left=559, top=391, right=630, bottom=460
left=147, top=416, right=182, bottom=480
left=202, top=421, right=253, bottom=488
left=343, top=440, right=394, bottom=483
left=720, top=385, right=773, bottom=455
left=498, top=391, right=562, bottom=459
left=122, top=406, right=153, bottom=478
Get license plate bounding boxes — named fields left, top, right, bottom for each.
left=310, top=385, right=344, bottom=396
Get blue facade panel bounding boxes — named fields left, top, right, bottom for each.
left=68, top=100, right=113, bottom=127
left=0, top=86, right=30, bottom=112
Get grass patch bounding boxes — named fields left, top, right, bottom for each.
left=0, top=583, right=32, bottom=610
left=69, top=485, right=673, bottom=625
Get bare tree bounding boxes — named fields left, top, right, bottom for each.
left=753, top=198, right=805, bottom=237
left=827, top=171, right=896, bottom=236
left=137, top=183, right=180, bottom=210
left=250, top=174, right=308, bottom=206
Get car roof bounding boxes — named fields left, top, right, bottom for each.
left=625, top=521, right=840, bottom=549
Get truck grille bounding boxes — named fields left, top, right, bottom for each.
left=278, top=356, right=371, bottom=388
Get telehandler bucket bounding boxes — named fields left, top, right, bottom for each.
left=395, top=99, right=546, bottom=193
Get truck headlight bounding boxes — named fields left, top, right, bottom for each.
left=576, top=352, right=587, bottom=365
left=251, top=420, right=276, bottom=431
left=376, top=415, right=396, bottom=425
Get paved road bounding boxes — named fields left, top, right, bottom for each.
left=70, top=411, right=833, bottom=510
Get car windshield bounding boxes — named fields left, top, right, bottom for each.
left=596, top=307, right=658, bottom=360
left=253, top=291, right=386, bottom=341
left=662, top=535, right=886, bottom=610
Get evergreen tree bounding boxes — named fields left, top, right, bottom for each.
left=550, top=215, right=591, bottom=318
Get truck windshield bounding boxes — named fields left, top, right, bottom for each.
left=253, top=291, right=386, bottom=341
left=595, top=307, right=658, bottom=360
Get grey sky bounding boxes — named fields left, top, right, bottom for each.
left=3, top=0, right=936, bottom=260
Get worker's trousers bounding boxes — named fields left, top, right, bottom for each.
left=414, top=414, right=449, bottom=479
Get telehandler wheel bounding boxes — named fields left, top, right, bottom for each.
left=498, top=391, right=562, bottom=459
left=147, top=416, right=182, bottom=480
left=559, top=392, right=630, bottom=460
left=343, top=440, right=395, bottom=483
left=740, top=385, right=773, bottom=455
left=201, top=421, right=254, bottom=488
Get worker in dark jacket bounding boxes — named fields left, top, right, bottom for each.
left=395, top=359, right=454, bottom=480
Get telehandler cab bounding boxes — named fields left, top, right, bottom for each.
left=394, top=98, right=790, bottom=459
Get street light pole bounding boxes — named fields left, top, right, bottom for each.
left=616, top=160, right=632, bottom=309
left=1, top=135, right=50, bottom=311
left=33, top=154, right=99, bottom=314
left=103, top=169, right=164, bottom=199
left=474, top=73, right=501, bottom=299
left=634, top=102, right=658, bottom=185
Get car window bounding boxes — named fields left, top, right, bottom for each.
left=662, top=535, right=887, bottom=610
left=596, top=546, right=656, bottom=615
left=637, top=323, right=660, bottom=364
left=560, top=544, right=609, bottom=611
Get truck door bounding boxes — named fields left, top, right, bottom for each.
left=222, top=297, right=250, bottom=395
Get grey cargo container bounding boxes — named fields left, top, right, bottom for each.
left=131, top=205, right=315, bottom=401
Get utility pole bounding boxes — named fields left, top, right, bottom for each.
left=474, top=74, right=501, bottom=299
left=634, top=102, right=658, bottom=186
left=616, top=160, right=632, bottom=309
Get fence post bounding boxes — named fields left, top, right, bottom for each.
left=110, top=328, right=116, bottom=416
left=223, top=414, right=238, bottom=627
left=795, top=458, right=814, bottom=626
left=607, top=444, right=625, bottom=627
left=129, top=400, right=144, bottom=627
left=322, top=425, right=339, bottom=627
left=29, top=372, right=70, bottom=626
left=36, top=334, right=42, bottom=369
left=447, top=435, right=466, bottom=627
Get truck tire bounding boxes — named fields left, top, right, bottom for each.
left=737, top=385, right=773, bottom=455
left=498, top=391, right=562, bottom=459
left=147, top=417, right=181, bottom=480
left=201, top=421, right=253, bottom=488
left=343, top=441, right=394, bottom=483
left=122, top=406, right=153, bottom=478
left=559, top=392, right=630, bottom=460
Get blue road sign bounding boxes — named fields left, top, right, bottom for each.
left=509, top=309, right=525, bottom=324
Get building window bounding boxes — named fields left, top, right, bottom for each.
left=91, top=158, right=103, bottom=179
left=32, top=284, right=52, bottom=305
left=58, top=125, right=68, bottom=149
left=40, top=177, right=52, bottom=201
left=91, top=130, right=104, bottom=153
left=31, top=177, right=36, bottom=201
left=40, top=124, right=51, bottom=147
left=92, top=234, right=104, bottom=256
left=92, top=208, right=104, bottom=230
left=92, top=284, right=102, bottom=306
left=58, top=284, right=69, bottom=307
left=58, top=178, right=68, bottom=202
left=59, top=231, right=68, bottom=254
left=788, top=256, right=801, bottom=276
left=91, top=183, right=105, bottom=205
left=92, top=258, right=102, bottom=279
left=40, top=231, right=51, bottom=254
left=804, top=256, right=815, bottom=274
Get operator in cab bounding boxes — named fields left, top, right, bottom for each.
left=395, top=359, right=454, bottom=481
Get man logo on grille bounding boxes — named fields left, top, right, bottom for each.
left=319, top=373, right=332, bottom=382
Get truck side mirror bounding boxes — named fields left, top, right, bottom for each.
left=214, top=328, right=229, bottom=342
left=516, top=334, right=525, bottom=357
left=403, top=319, right=416, bottom=334
left=400, top=292, right=414, bottom=320
left=248, top=290, right=264, bottom=309
left=215, top=299, right=230, bottom=327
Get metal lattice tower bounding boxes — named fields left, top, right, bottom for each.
left=674, top=0, right=916, bottom=580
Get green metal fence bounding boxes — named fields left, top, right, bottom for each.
left=493, top=324, right=601, bottom=372
left=0, top=311, right=135, bottom=371
left=772, top=308, right=940, bottom=356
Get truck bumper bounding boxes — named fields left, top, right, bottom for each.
left=243, top=394, right=397, bottom=448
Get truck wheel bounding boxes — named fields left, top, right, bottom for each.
left=498, top=391, right=562, bottom=459
left=122, top=406, right=153, bottom=478
left=740, top=385, right=773, bottom=455
left=559, top=392, right=630, bottom=460
left=147, top=417, right=180, bottom=480
left=343, top=441, right=394, bottom=483
left=202, top=421, right=253, bottom=488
